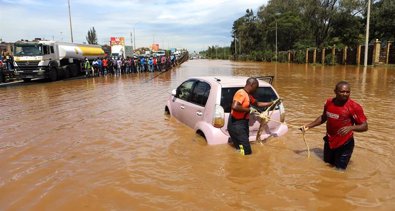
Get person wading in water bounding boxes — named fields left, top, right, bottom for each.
left=228, top=77, right=274, bottom=155
left=301, top=81, right=368, bottom=170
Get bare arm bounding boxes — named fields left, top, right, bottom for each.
left=231, top=100, right=250, bottom=113
left=304, top=115, right=327, bottom=130
left=255, top=101, right=274, bottom=108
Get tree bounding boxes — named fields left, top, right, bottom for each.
left=86, top=27, right=98, bottom=45
left=228, top=0, right=393, bottom=61
left=330, top=11, right=363, bottom=46
left=370, top=0, right=395, bottom=42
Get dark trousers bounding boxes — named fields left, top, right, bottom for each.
left=227, top=116, right=251, bottom=155
left=323, top=136, right=354, bottom=169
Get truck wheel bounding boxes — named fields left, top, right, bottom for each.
left=23, top=78, right=31, bottom=82
left=70, top=65, right=78, bottom=77
left=49, top=68, right=58, bottom=81
left=64, top=67, right=70, bottom=79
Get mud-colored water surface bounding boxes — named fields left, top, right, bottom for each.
left=1, top=60, right=394, bottom=210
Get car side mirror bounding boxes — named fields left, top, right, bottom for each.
left=171, top=89, right=177, bottom=96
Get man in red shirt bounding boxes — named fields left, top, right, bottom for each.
left=228, top=77, right=274, bottom=155
left=302, top=81, right=368, bottom=169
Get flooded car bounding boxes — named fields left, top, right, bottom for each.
left=165, top=76, right=288, bottom=144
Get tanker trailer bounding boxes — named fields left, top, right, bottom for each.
left=13, top=40, right=104, bottom=82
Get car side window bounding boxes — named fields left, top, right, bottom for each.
left=176, top=80, right=196, bottom=101
left=190, top=81, right=210, bottom=106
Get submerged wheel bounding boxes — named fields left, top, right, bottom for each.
left=64, top=67, right=70, bottom=79
left=49, top=68, right=58, bottom=81
left=70, top=64, right=79, bottom=77
left=164, top=106, right=170, bottom=115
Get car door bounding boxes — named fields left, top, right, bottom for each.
left=171, top=79, right=197, bottom=123
left=182, top=81, right=211, bottom=128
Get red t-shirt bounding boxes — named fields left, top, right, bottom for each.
left=102, top=59, right=108, bottom=67
left=231, top=89, right=256, bottom=119
left=323, top=98, right=367, bottom=149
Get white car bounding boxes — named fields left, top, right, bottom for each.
left=165, top=76, right=288, bottom=145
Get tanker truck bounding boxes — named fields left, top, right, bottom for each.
left=13, top=40, right=104, bottom=82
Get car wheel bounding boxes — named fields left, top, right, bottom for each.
left=164, top=106, right=170, bottom=115
left=193, top=131, right=207, bottom=145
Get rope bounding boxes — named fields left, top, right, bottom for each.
left=253, top=99, right=311, bottom=158
left=301, top=128, right=311, bottom=158
left=254, top=98, right=281, bottom=144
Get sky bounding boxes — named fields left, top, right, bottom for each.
left=0, top=0, right=268, bottom=52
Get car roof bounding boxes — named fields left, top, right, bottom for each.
left=189, top=76, right=272, bottom=88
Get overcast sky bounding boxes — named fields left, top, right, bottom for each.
left=0, top=0, right=268, bottom=52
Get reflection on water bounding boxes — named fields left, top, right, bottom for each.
left=0, top=61, right=394, bottom=210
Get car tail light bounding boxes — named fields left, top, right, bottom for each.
left=279, top=103, right=285, bottom=122
left=213, top=104, right=225, bottom=128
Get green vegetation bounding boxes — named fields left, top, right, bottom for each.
left=201, top=0, right=395, bottom=62
left=86, top=27, right=98, bottom=45
left=200, top=46, right=232, bottom=60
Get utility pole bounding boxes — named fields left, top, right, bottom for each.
left=133, top=28, right=136, bottom=50
left=275, top=19, right=278, bottom=62
left=68, top=0, right=74, bottom=43
left=364, top=0, right=371, bottom=67
left=130, top=32, right=133, bottom=49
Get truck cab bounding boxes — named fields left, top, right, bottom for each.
left=13, top=41, right=57, bottom=81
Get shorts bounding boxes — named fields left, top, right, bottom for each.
left=227, top=116, right=251, bottom=155
left=323, top=136, right=354, bottom=169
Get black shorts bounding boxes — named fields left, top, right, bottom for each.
left=323, top=136, right=354, bottom=169
left=227, top=116, right=251, bottom=155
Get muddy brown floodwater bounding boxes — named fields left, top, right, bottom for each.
left=0, top=60, right=394, bottom=210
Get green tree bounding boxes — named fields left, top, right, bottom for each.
left=86, top=27, right=98, bottom=45
left=228, top=0, right=393, bottom=62
left=370, top=0, right=395, bottom=42
left=330, top=11, right=363, bottom=46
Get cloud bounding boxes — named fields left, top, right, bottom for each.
left=0, top=0, right=267, bottom=51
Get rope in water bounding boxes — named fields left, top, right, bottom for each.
left=253, top=100, right=310, bottom=158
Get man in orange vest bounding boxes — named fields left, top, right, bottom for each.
left=228, top=77, right=274, bottom=155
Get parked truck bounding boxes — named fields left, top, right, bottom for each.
left=13, top=40, right=104, bottom=82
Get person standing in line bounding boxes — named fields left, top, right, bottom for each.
left=301, top=81, right=368, bottom=170
left=157, top=56, right=162, bottom=71
left=140, top=57, right=145, bottom=72
left=228, top=77, right=274, bottom=155
left=148, top=57, right=153, bottom=72
left=102, top=57, right=108, bottom=75
left=116, top=58, right=122, bottom=75
left=83, top=58, right=91, bottom=77
left=161, top=56, right=166, bottom=71
left=153, top=57, right=157, bottom=71
left=96, top=58, right=102, bottom=76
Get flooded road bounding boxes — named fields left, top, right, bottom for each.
left=0, top=60, right=394, bottom=210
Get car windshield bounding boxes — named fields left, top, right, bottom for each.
left=220, top=87, right=278, bottom=113
left=14, top=43, right=44, bottom=56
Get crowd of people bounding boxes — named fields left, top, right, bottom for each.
left=0, top=49, right=14, bottom=70
left=83, top=54, right=179, bottom=77
left=0, top=49, right=15, bottom=82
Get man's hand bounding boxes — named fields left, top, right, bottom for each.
left=337, top=126, right=352, bottom=136
left=299, top=125, right=309, bottom=133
